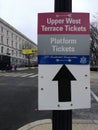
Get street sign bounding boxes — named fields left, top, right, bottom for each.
left=39, top=65, right=90, bottom=110
left=38, top=13, right=90, bottom=64
left=22, top=49, right=37, bottom=54
left=22, top=49, right=33, bottom=54
left=32, top=49, right=38, bottom=54
left=38, top=12, right=90, bottom=110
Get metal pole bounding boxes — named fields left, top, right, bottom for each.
left=52, top=0, right=72, bottom=130
left=54, top=0, right=72, bottom=12
left=52, top=110, right=72, bottom=130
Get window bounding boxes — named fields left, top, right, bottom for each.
left=1, top=27, right=3, bottom=32
left=11, top=41, right=13, bottom=47
left=16, top=51, right=17, bottom=56
left=1, top=46, right=4, bottom=53
left=19, top=51, right=21, bottom=57
left=7, top=30, right=9, bottom=35
left=1, top=36, right=3, bottom=44
left=15, top=42, right=17, bottom=49
left=12, top=33, right=13, bottom=39
left=7, top=48, right=9, bottom=54
left=19, top=44, right=22, bottom=50
left=7, top=39, right=9, bottom=45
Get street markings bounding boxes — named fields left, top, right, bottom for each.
left=91, top=90, right=98, bottom=103
left=29, top=74, right=38, bottom=78
left=0, top=72, right=38, bottom=78
left=21, top=73, right=34, bottom=77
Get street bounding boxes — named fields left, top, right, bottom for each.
left=0, top=68, right=98, bottom=129
left=0, top=68, right=51, bottom=130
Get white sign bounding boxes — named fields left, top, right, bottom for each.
left=38, top=65, right=90, bottom=110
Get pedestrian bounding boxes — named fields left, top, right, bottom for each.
left=13, top=64, right=17, bottom=71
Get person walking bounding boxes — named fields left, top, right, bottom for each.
left=13, top=64, right=17, bottom=71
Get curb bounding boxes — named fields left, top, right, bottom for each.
left=0, top=67, right=37, bottom=72
left=18, top=119, right=51, bottom=130
left=18, top=119, right=98, bottom=130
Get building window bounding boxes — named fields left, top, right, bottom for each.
left=7, top=30, right=9, bottom=35
left=1, top=46, right=4, bottom=53
left=1, top=27, right=3, bottom=32
left=16, top=51, right=17, bottom=56
left=19, top=51, right=21, bottom=56
left=7, top=48, right=9, bottom=54
left=12, top=33, right=13, bottom=39
left=19, top=44, right=22, bottom=50
left=15, top=42, right=17, bottom=49
left=7, top=39, right=9, bottom=45
left=11, top=41, right=13, bottom=47
left=1, top=36, right=3, bottom=44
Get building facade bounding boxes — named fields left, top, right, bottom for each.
left=0, top=18, right=37, bottom=70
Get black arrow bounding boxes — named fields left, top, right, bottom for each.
left=53, top=65, right=76, bottom=102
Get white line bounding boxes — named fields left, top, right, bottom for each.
left=91, top=90, right=98, bottom=102
left=21, top=73, right=34, bottom=77
left=29, top=74, right=38, bottom=78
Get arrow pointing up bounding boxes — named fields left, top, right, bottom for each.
left=53, top=65, right=76, bottom=102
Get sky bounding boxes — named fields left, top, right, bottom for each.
left=0, top=0, right=98, bottom=44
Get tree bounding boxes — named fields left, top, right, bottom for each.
left=90, top=16, right=98, bottom=69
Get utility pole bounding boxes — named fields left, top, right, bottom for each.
left=52, top=0, right=72, bottom=130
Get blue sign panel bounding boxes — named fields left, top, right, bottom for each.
left=38, top=55, right=89, bottom=65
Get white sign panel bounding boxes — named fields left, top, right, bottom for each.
left=38, top=65, right=90, bottom=110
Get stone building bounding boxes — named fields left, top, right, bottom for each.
left=0, top=18, right=37, bottom=70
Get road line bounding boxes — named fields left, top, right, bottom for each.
left=21, top=73, right=34, bottom=77
left=29, top=74, right=38, bottom=78
left=91, top=90, right=98, bottom=102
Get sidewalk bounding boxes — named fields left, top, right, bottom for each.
left=0, top=67, right=37, bottom=72
left=90, top=71, right=98, bottom=83
left=18, top=119, right=98, bottom=130
left=17, top=67, right=35, bottom=71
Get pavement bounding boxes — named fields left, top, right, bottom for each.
left=0, top=67, right=37, bottom=72
left=18, top=119, right=98, bottom=130
left=17, top=67, right=36, bottom=71
left=17, top=71, right=98, bottom=130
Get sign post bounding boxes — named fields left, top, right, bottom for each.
left=53, top=1, right=72, bottom=130
left=54, top=0, right=72, bottom=12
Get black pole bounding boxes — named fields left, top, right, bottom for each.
left=52, top=110, right=72, bottom=130
left=54, top=0, right=72, bottom=12
left=52, top=0, right=72, bottom=130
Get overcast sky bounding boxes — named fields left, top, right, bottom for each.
left=0, top=0, right=98, bottom=44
